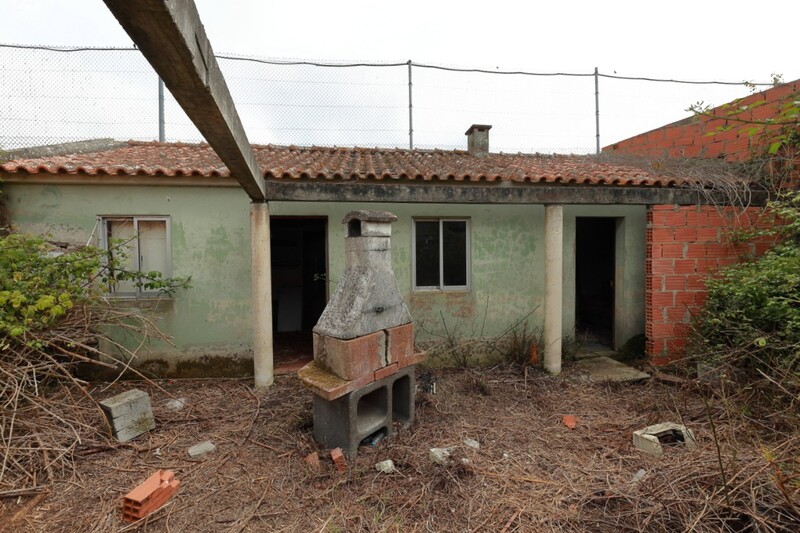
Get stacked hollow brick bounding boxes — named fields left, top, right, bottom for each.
left=605, top=80, right=800, bottom=162
left=307, top=322, right=425, bottom=401
left=646, top=205, right=773, bottom=364
left=121, top=470, right=180, bottom=523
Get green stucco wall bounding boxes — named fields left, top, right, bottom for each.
left=3, top=182, right=646, bottom=368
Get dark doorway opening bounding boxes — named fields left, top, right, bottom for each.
left=270, top=217, right=327, bottom=370
left=575, top=217, right=616, bottom=347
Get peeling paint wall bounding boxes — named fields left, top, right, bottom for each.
left=5, top=182, right=646, bottom=367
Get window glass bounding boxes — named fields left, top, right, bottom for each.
left=138, top=220, right=168, bottom=278
left=442, top=220, right=467, bottom=286
left=103, top=217, right=170, bottom=296
left=415, top=220, right=440, bottom=287
left=107, top=219, right=137, bottom=294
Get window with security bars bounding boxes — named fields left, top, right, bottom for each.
left=413, top=219, right=470, bottom=290
left=100, top=216, right=171, bottom=297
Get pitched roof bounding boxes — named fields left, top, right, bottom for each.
left=1, top=140, right=692, bottom=187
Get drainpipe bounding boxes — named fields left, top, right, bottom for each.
left=251, top=201, right=274, bottom=388
left=543, top=204, right=563, bottom=375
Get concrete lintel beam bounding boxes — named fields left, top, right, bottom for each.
left=262, top=181, right=768, bottom=206
left=103, top=0, right=265, bottom=201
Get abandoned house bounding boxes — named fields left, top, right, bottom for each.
left=0, top=122, right=773, bottom=375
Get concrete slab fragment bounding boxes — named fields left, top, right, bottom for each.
left=571, top=355, right=650, bottom=383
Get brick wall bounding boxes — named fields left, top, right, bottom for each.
left=646, top=205, right=774, bottom=365
left=605, top=80, right=800, bottom=162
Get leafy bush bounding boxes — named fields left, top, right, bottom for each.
left=0, top=232, right=189, bottom=345
left=692, top=192, right=800, bottom=384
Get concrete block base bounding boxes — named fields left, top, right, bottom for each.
left=633, top=422, right=697, bottom=456
left=100, top=388, right=155, bottom=442
left=313, top=365, right=415, bottom=460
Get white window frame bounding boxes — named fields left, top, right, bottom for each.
left=99, top=215, right=172, bottom=298
left=412, top=218, right=471, bottom=292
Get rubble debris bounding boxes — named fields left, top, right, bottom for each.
left=165, top=398, right=187, bottom=410
left=633, top=422, right=697, bottom=456
left=562, top=415, right=577, bottom=429
left=331, top=447, right=347, bottom=472
left=463, top=438, right=480, bottom=449
left=187, top=440, right=216, bottom=458
left=375, top=459, right=396, bottom=473
left=121, top=470, right=180, bottom=523
left=99, top=389, right=155, bottom=443
left=429, top=447, right=454, bottom=466
left=304, top=452, right=321, bottom=471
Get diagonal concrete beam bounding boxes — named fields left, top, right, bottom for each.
left=103, top=0, right=265, bottom=200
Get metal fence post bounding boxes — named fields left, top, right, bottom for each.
left=158, top=76, right=165, bottom=142
left=594, top=67, right=600, bottom=154
left=408, top=60, right=413, bottom=150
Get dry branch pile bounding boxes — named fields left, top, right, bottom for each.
left=3, top=366, right=798, bottom=532
left=0, top=303, right=171, bottom=498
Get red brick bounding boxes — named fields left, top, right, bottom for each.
left=651, top=204, right=675, bottom=211
left=685, top=210, right=709, bottom=227
left=650, top=291, right=674, bottom=307
left=314, top=331, right=386, bottom=381
left=650, top=258, right=673, bottom=275
left=304, top=452, right=321, bottom=471
left=686, top=275, right=707, bottom=291
left=650, top=211, right=669, bottom=225
left=666, top=338, right=687, bottom=353
left=666, top=306, right=688, bottom=321
left=651, top=323, right=674, bottom=337
left=675, top=292, right=701, bottom=307
left=298, top=361, right=375, bottom=401
left=674, top=259, right=696, bottom=274
left=685, top=244, right=707, bottom=259
left=664, top=276, right=686, bottom=291
left=385, top=323, right=414, bottom=364
left=695, top=227, right=719, bottom=241
left=398, top=351, right=427, bottom=369
left=674, top=228, right=698, bottom=241
left=658, top=243, right=683, bottom=258
left=664, top=211, right=687, bottom=226
left=331, top=448, right=347, bottom=472
left=374, top=363, right=399, bottom=381
left=651, top=228, right=674, bottom=242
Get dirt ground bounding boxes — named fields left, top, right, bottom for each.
left=2, top=364, right=798, bottom=532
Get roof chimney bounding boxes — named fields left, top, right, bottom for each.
left=465, top=124, right=492, bottom=156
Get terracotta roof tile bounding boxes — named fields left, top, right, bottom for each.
left=1, top=140, right=689, bottom=187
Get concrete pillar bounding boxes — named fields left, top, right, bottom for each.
left=544, top=204, right=563, bottom=375
left=251, top=201, right=274, bottom=388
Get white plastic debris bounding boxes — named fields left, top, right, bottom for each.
left=631, top=469, right=647, bottom=483
left=188, top=440, right=216, bottom=458
left=375, top=459, right=396, bottom=473
left=463, top=438, right=480, bottom=450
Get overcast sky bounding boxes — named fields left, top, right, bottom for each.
left=2, top=1, right=798, bottom=152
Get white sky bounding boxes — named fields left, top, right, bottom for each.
left=2, top=0, right=799, bottom=152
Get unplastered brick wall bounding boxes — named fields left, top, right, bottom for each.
left=605, top=80, right=800, bottom=161
left=646, top=204, right=774, bottom=365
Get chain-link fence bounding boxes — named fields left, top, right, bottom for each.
left=0, top=44, right=769, bottom=155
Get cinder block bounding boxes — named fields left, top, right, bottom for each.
left=385, top=323, right=414, bottom=364
left=633, top=422, right=697, bottom=456
left=100, top=389, right=155, bottom=442
left=314, top=331, right=386, bottom=381
left=313, top=365, right=416, bottom=460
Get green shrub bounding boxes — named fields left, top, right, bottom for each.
left=692, top=192, right=800, bottom=382
left=0, top=232, right=189, bottom=346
